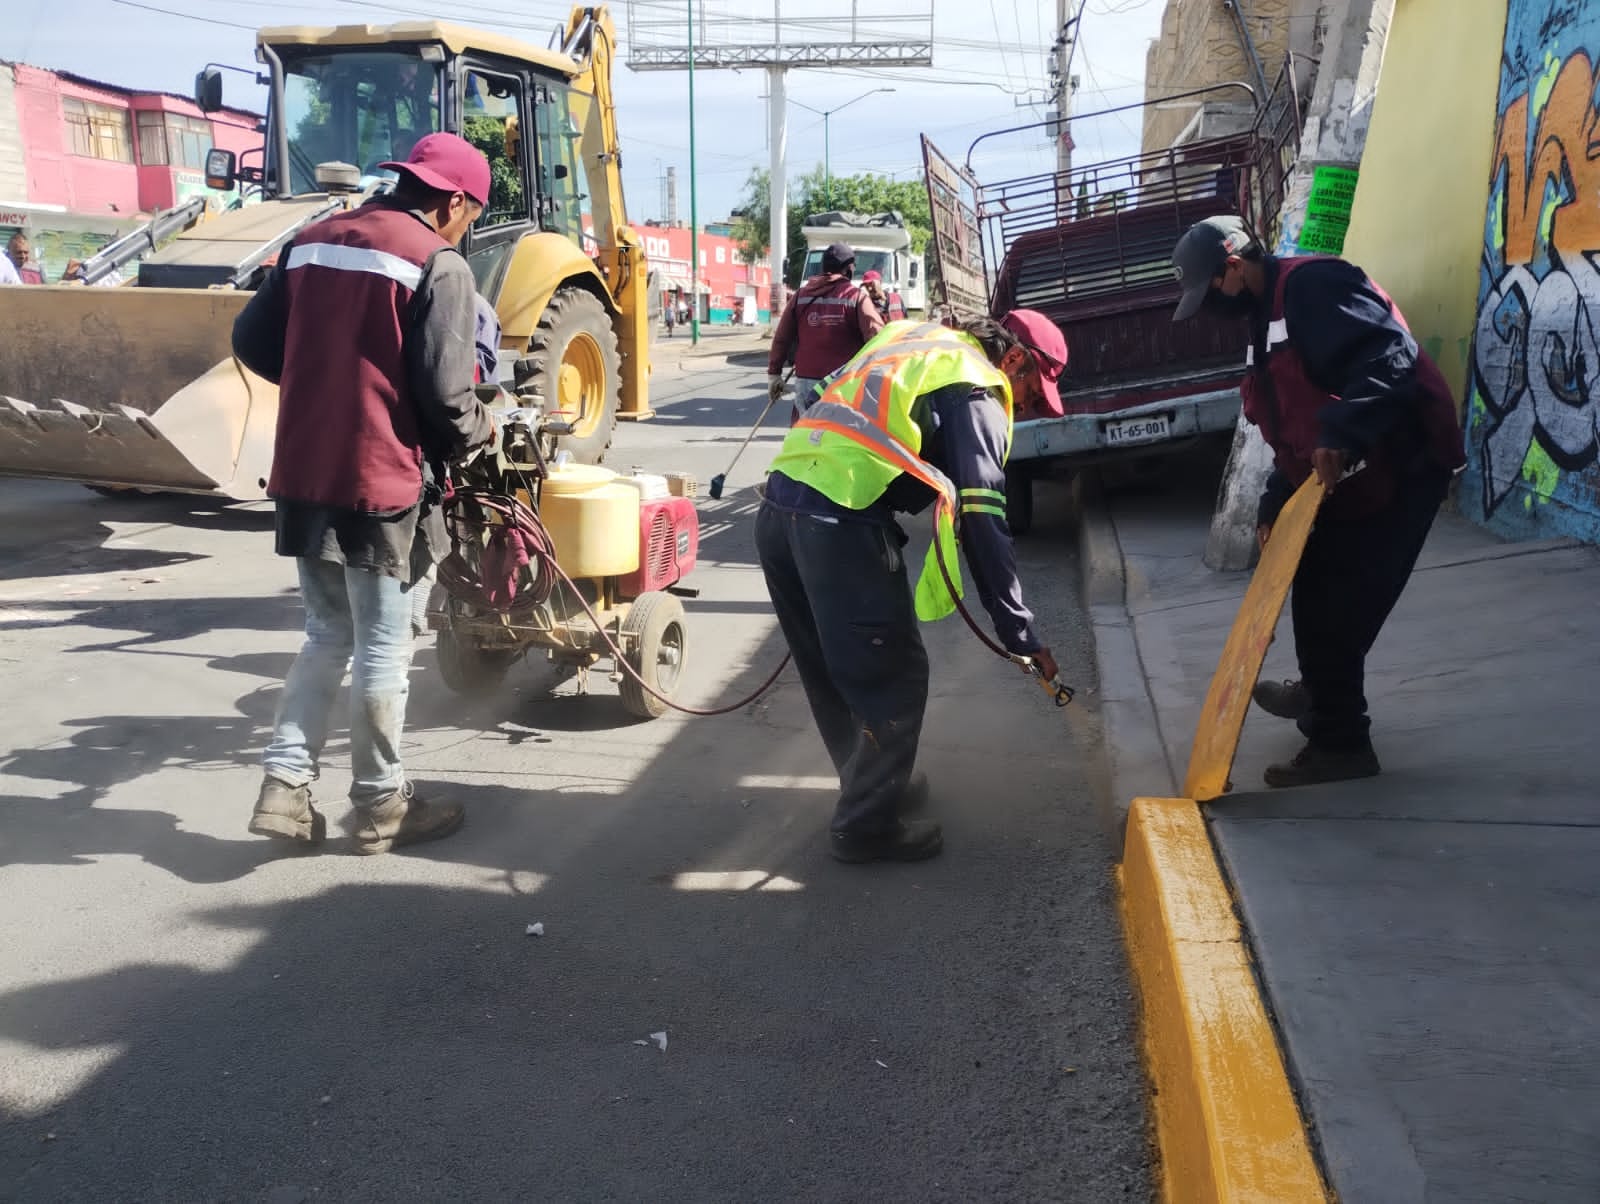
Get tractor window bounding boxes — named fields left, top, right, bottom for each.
left=533, top=79, right=592, bottom=249
left=281, top=51, right=441, bottom=196
left=462, top=70, right=529, bottom=230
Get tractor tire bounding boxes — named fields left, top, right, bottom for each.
left=435, top=628, right=518, bottom=696
left=618, top=591, right=686, bottom=720
left=514, top=287, right=621, bottom=466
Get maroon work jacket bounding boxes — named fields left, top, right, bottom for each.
left=269, top=204, right=452, bottom=512
left=1241, top=256, right=1465, bottom=518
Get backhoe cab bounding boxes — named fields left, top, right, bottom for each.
left=0, top=6, right=650, bottom=497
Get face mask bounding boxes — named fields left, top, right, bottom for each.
left=1202, top=287, right=1255, bottom=319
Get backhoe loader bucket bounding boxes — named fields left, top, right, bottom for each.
left=0, top=285, right=278, bottom=498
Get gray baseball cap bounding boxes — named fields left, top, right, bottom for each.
left=1171, top=215, right=1257, bottom=321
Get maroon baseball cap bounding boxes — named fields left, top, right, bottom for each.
left=380, top=132, right=491, bottom=207
left=862, top=269, right=882, bottom=284
left=999, top=308, right=1068, bottom=416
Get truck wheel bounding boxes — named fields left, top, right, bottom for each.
left=514, top=287, right=621, bottom=465
left=1005, top=465, right=1034, bottom=537
left=435, top=629, right=518, bottom=696
left=618, top=591, right=686, bottom=720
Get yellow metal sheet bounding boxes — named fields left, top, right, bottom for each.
left=1183, top=476, right=1324, bottom=802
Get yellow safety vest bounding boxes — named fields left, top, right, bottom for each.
left=767, top=320, right=1014, bottom=622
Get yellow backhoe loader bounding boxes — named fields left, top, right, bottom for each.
left=0, top=5, right=651, bottom=499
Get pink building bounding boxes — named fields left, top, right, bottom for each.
left=0, top=61, right=260, bottom=279
left=638, top=224, right=772, bottom=323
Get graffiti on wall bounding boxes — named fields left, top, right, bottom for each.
left=1466, top=1, right=1600, bottom=536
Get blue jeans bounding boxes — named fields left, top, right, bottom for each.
left=263, top=558, right=420, bottom=806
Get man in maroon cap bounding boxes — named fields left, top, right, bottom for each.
left=758, top=310, right=1066, bottom=863
left=860, top=269, right=906, bottom=322
left=767, top=241, right=883, bottom=421
left=232, top=132, right=496, bottom=854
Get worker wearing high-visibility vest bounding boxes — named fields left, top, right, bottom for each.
left=758, top=311, right=1068, bottom=863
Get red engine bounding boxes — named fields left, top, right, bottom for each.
left=619, top=496, right=698, bottom=598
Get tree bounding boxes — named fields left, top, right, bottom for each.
left=730, top=167, right=770, bottom=266
left=731, top=164, right=934, bottom=288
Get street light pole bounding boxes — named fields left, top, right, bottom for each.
left=687, top=0, right=699, bottom=345
left=790, top=87, right=894, bottom=209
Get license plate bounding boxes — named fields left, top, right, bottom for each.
left=1102, top=415, right=1171, bottom=446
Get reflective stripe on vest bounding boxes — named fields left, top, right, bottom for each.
left=285, top=242, right=425, bottom=289
left=766, top=322, right=1013, bottom=623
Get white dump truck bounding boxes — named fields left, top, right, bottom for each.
left=799, top=211, right=926, bottom=314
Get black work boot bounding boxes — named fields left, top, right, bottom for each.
left=1264, top=741, right=1381, bottom=788
left=354, top=782, right=465, bottom=855
left=1252, top=679, right=1312, bottom=720
left=898, top=772, right=931, bottom=816
left=248, top=777, right=327, bottom=845
left=830, top=820, right=943, bottom=864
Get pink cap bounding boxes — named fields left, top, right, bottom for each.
left=380, top=132, right=491, bottom=207
left=862, top=270, right=882, bottom=284
left=999, top=309, right=1068, bottom=416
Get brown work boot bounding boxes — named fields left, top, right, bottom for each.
left=353, top=782, right=465, bottom=855
left=1252, top=678, right=1312, bottom=720
left=248, top=777, right=326, bottom=845
left=1264, top=741, right=1381, bottom=789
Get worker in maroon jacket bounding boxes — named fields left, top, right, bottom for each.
left=232, top=133, right=495, bottom=853
left=1172, top=214, right=1465, bottom=788
left=767, top=242, right=883, bottom=420
left=861, top=269, right=906, bottom=321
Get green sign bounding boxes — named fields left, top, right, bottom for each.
left=1298, top=164, right=1360, bottom=254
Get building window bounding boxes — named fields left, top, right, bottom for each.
left=166, top=114, right=213, bottom=170
left=64, top=97, right=133, bottom=163
left=715, top=245, right=726, bottom=264
left=134, top=112, right=213, bottom=169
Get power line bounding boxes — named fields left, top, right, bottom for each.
left=110, top=0, right=257, bottom=30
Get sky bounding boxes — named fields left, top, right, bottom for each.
left=1, top=0, right=1166, bottom=221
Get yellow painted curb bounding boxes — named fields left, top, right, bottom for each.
left=1120, top=796, right=1327, bottom=1203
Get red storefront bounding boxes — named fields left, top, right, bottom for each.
left=638, top=224, right=772, bottom=324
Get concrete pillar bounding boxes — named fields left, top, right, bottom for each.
left=767, top=65, right=788, bottom=318
left=1204, top=0, right=1396, bottom=571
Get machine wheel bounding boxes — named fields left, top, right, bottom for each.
left=1004, top=465, right=1035, bottom=537
left=514, top=287, right=621, bottom=465
left=435, top=628, right=519, bottom=696
left=618, top=591, right=686, bottom=720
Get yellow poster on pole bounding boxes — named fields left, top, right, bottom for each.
left=1183, top=476, right=1324, bottom=801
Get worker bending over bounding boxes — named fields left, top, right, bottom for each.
left=1171, top=215, right=1464, bottom=786
left=758, top=312, right=1066, bottom=863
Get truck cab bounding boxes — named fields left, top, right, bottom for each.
left=798, top=210, right=926, bottom=314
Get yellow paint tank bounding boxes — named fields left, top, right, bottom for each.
left=540, top=464, right=641, bottom=578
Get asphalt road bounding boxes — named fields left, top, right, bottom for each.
left=0, top=334, right=1153, bottom=1202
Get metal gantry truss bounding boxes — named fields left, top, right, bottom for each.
left=627, top=41, right=932, bottom=69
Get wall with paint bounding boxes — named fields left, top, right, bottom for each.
left=1340, top=0, right=1505, bottom=403
left=1465, top=0, right=1600, bottom=540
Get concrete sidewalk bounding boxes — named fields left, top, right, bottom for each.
left=1091, top=456, right=1600, bottom=1201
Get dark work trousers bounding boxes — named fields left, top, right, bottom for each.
left=1291, top=465, right=1452, bottom=749
left=755, top=500, right=929, bottom=836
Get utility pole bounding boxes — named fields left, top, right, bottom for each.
left=769, top=65, right=787, bottom=317
left=1049, top=0, right=1081, bottom=176
left=688, top=0, right=700, bottom=344
left=791, top=89, right=895, bottom=211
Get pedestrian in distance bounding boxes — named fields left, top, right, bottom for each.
left=1171, top=214, right=1465, bottom=787
left=861, top=269, right=907, bottom=322
left=766, top=242, right=884, bottom=423
left=232, top=132, right=497, bottom=853
left=757, top=310, right=1067, bottom=863
left=663, top=301, right=675, bottom=338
